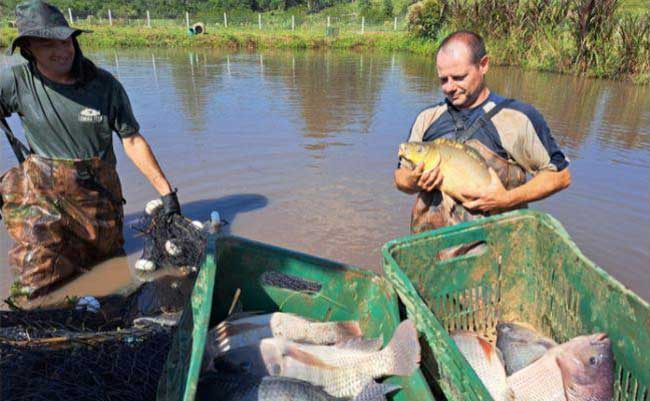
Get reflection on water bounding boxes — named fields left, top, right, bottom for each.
left=1, top=48, right=648, bottom=304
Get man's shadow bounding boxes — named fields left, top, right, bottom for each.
left=123, top=193, right=268, bottom=255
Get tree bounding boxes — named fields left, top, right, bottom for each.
left=381, top=0, right=393, bottom=17
left=357, top=0, right=370, bottom=15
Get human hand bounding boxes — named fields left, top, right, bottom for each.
left=161, top=190, right=181, bottom=217
left=416, top=163, right=443, bottom=192
left=460, top=168, right=510, bottom=212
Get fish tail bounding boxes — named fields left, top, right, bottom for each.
left=335, top=321, right=363, bottom=338
left=352, top=381, right=401, bottom=401
left=380, top=320, right=420, bottom=377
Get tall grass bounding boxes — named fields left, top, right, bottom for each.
left=408, top=0, right=650, bottom=82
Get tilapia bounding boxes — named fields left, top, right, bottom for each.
left=451, top=331, right=513, bottom=401
left=211, top=319, right=420, bottom=398
left=398, top=139, right=491, bottom=202
left=196, top=373, right=400, bottom=401
left=507, top=333, right=614, bottom=401
left=204, top=312, right=362, bottom=367
left=496, top=322, right=557, bottom=375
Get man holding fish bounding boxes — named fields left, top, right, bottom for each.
left=395, top=30, right=572, bottom=234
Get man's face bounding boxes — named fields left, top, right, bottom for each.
left=436, top=42, right=488, bottom=108
left=26, top=37, right=75, bottom=77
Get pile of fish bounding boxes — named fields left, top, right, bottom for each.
left=451, top=323, right=615, bottom=401
left=197, top=312, right=421, bottom=401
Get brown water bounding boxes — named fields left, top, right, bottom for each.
left=1, top=49, right=649, bottom=306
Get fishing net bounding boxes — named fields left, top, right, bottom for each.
left=131, top=205, right=208, bottom=272
left=0, top=275, right=194, bottom=401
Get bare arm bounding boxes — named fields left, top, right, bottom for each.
left=122, top=133, right=173, bottom=196
left=461, top=168, right=571, bottom=212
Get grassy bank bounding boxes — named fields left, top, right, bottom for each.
left=1, top=15, right=648, bottom=83
left=0, top=25, right=436, bottom=53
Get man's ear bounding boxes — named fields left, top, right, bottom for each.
left=479, top=55, right=489, bottom=75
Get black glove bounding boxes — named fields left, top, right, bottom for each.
left=161, top=189, right=181, bottom=217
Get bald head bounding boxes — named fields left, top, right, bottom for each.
left=435, top=30, right=490, bottom=109
left=437, top=31, right=486, bottom=65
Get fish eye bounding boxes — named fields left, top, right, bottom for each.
left=417, top=144, right=424, bottom=152
left=589, top=356, right=598, bottom=365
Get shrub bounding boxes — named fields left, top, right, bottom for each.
left=407, top=0, right=445, bottom=39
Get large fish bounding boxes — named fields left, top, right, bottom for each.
left=451, top=331, right=513, bottom=401
left=204, top=312, right=362, bottom=369
left=211, top=320, right=420, bottom=398
left=496, top=322, right=558, bottom=375
left=196, top=373, right=400, bottom=401
left=398, top=139, right=492, bottom=203
left=507, top=333, right=614, bottom=401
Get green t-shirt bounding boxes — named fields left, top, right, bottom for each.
left=0, top=62, right=139, bottom=164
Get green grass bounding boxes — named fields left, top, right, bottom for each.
left=620, top=0, right=650, bottom=15
left=0, top=25, right=426, bottom=52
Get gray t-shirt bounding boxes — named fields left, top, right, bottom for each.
left=0, top=62, right=139, bottom=164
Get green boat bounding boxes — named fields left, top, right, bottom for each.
left=157, top=235, right=437, bottom=401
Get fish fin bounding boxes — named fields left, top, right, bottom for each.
left=339, top=321, right=363, bottom=338
left=476, top=336, right=497, bottom=362
left=335, top=337, right=383, bottom=352
left=556, top=355, right=578, bottom=401
left=215, top=322, right=267, bottom=339
left=352, top=381, right=401, bottom=401
left=382, top=320, right=421, bottom=376
left=285, top=344, right=337, bottom=370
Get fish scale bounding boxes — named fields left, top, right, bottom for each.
left=280, top=320, right=420, bottom=397
left=398, top=139, right=492, bottom=203
left=508, top=333, right=614, bottom=401
left=451, top=331, right=512, bottom=401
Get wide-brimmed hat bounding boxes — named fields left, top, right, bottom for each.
left=7, top=0, right=91, bottom=55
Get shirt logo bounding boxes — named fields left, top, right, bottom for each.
left=79, top=108, right=104, bottom=123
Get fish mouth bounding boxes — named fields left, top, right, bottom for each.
left=399, top=157, right=415, bottom=170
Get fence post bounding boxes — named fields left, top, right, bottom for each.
left=185, top=12, right=190, bottom=29
left=394, top=16, right=397, bottom=31
left=327, top=16, right=330, bottom=28
left=258, top=14, right=262, bottom=30
left=224, top=12, right=228, bottom=28
left=361, top=16, right=365, bottom=34
left=108, top=9, right=112, bottom=26
left=291, top=15, right=295, bottom=31
left=68, top=8, right=73, bottom=24
left=147, top=10, right=151, bottom=28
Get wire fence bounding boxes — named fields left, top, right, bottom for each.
left=1, top=9, right=409, bottom=34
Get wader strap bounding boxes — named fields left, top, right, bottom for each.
left=1, top=117, right=30, bottom=164
left=447, top=98, right=514, bottom=143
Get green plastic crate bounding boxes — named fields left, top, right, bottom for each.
left=157, top=235, right=436, bottom=401
left=382, top=210, right=649, bottom=401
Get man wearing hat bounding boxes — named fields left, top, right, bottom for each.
left=0, top=0, right=181, bottom=300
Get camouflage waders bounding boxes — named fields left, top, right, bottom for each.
left=0, top=155, right=125, bottom=298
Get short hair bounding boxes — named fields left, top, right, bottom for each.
left=437, top=30, right=487, bottom=64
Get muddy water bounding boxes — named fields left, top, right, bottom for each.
left=1, top=49, right=648, bottom=305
